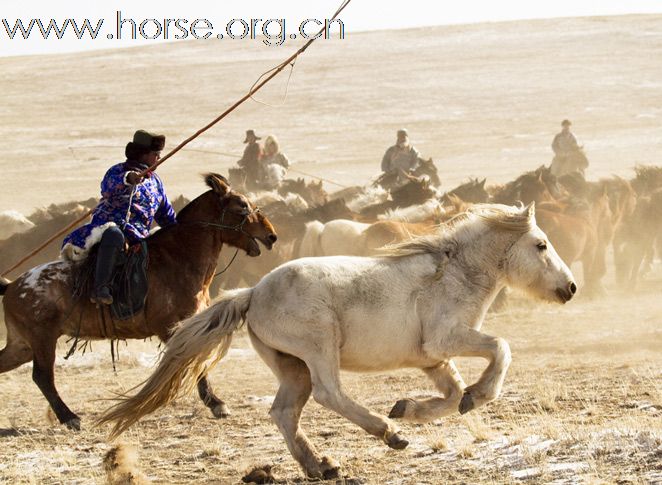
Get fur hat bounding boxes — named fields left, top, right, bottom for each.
left=561, top=119, right=572, bottom=127
left=244, top=129, right=261, bottom=143
left=125, top=130, right=166, bottom=160
left=397, top=129, right=409, bottom=138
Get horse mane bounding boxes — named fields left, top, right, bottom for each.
left=381, top=204, right=533, bottom=259
left=175, top=173, right=229, bottom=222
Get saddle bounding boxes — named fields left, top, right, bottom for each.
left=74, top=242, right=149, bottom=320
left=108, top=242, right=149, bottom=320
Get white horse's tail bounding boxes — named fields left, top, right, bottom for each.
left=97, top=288, right=253, bottom=439
left=299, top=221, right=324, bottom=258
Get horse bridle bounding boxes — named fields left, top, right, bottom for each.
left=193, top=201, right=263, bottom=279
left=196, top=202, right=261, bottom=238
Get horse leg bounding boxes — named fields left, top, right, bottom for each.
left=305, top=352, right=407, bottom=450
left=195, top=333, right=232, bottom=418
left=0, top=318, right=33, bottom=374
left=31, top=332, right=81, bottom=430
left=249, top=328, right=338, bottom=479
left=197, top=376, right=230, bottom=418
left=389, top=360, right=466, bottom=423
left=445, top=327, right=511, bottom=415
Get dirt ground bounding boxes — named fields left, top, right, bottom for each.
left=0, top=13, right=661, bottom=485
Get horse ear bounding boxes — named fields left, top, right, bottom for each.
left=480, top=178, right=486, bottom=188
left=204, top=173, right=230, bottom=196
left=524, top=201, right=536, bottom=219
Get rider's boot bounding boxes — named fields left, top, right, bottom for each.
left=91, top=227, right=124, bottom=305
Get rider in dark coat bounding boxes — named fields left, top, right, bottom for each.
left=237, top=130, right=263, bottom=188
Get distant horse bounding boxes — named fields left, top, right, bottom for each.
left=98, top=203, right=576, bottom=479
left=412, top=158, right=441, bottom=188
left=0, top=210, right=35, bottom=241
left=0, top=205, right=93, bottom=277
left=613, top=188, right=662, bottom=285
left=0, top=174, right=277, bottom=430
left=26, top=197, right=98, bottom=226
left=299, top=218, right=436, bottom=258
left=535, top=206, right=599, bottom=292
left=278, top=178, right=328, bottom=208
left=379, top=198, right=444, bottom=223
left=373, top=158, right=440, bottom=191
left=211, top=198, right=357, bottom=293
left=491, top=166, right=560, bottom=205
left=361, top=177, right=436, bottom=219
left=441, top=178, right=489, bottom=205
left=631, top=164, right=662, bottom=195
left=550, top=148, right=589, bottom=177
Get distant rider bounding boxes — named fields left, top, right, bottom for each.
left=237, top=129, right=263, bottom=189
left=381, top=129, right=421, bottom=177
left=551, top=119, right=582, bottom=176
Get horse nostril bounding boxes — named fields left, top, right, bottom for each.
left=569, top=282, right=577, bottom=295
left=268, top=234, right=278, bottom=244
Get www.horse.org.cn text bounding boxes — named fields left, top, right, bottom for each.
left=1, top=12, right=346, bottom=47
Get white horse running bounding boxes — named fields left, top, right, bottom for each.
left=299, top=218, right=436, bottom=258
left=99, top=203, right=576, bottom=479
left=299, top=219, right=371, bottom=257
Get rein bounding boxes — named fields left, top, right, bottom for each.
left=194, top=205, right=260, bottom=238
left=187, top=205, right=261, bottom=280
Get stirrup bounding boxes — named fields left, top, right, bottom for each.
left=91, top=286, right=113, bottom=306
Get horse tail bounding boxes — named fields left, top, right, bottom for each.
left=97, top=287, right=253, bottom=439
left=299, top=220, right=324, bottom=258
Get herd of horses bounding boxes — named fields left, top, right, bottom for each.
left=0, top=162, right=660, bottom=479
left=212, top=162, right=662, bottom=298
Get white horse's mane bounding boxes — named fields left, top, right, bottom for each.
left=382, top=204, right=533, bottom=259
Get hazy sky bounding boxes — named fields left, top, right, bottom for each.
left=1, top=0, right=662, bottom=57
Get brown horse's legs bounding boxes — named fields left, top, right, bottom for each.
left=0, top=322, right=33, bottom=373
left=31, top=338, right=80, bottom=430
left=194, top=333, right=233, bottom=418
left=197, top=376, right=230, bottom=418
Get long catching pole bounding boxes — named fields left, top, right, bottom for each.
left=0, top=0, right=352, bottom=278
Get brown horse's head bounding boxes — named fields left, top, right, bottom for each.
left=178, top=174, right=277, bottom=257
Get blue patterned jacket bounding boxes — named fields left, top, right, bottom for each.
left=62, top=161, right=176, bottom=257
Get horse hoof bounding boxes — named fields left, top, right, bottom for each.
left=388, top=399, right=411, bottom=419
left=459, top=392, right=474, bottom=415
left=211, top=403, right=231, bottom=419
left=320, top=456, right=341, bottom=480
left=386, top=433, right=409, bottom=450
left=65, top=418, right=81, bottom=431
left=241, top=464, right=275, bottom=484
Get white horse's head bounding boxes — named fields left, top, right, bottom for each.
left=504, top=203, right=576, bottom=303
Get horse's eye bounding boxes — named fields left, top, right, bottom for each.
left=537, top=242, right=547, bottom=251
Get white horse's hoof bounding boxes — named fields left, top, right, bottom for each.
left=211, top=403, right=231, bottom=419
left=388, top=399, right=413, bottom=419
left=320, top=456, right=341, bottom=480
left=386, top=433, right=409, bottom=450
left=459, top=392, right=475, bottom=414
